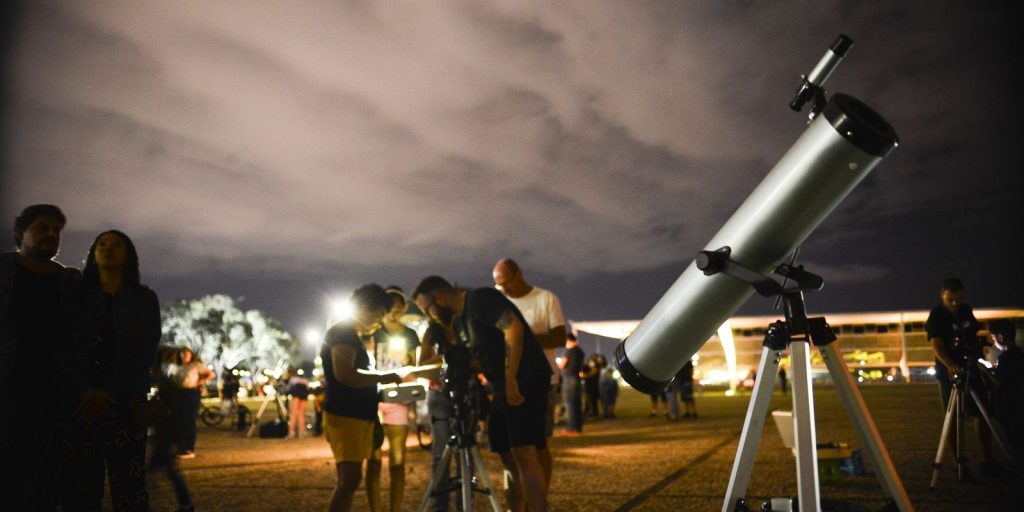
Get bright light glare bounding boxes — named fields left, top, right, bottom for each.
left=329, top=298, right=354, bottom=322
left=304, top=328, right=321, bottom=345
left=926, top=367, right=936, bottom=376
left=389, top=336, right=409, bottom=351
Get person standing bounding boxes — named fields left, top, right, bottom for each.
left=493, top=258, right=565, bottom=490
left=414, top=276, right=552, bottom=512
left=64, top=230, right=162, bottom=510
left=220, top=365, right=240, bottom=417
left=321, top=284, right=403, bottom=512
left=598, top=356, right=619, bottom=419
left=678, top=360, right=698, bottom=419
left=0, top=204, right=80, bottom=510
left=285, top=367, right=310, bottom=439
left=927, top=277, right=1003, bottom=478
left=557, top=333, right=584, bottom=435
left=582, top=354, right=602, bottom=418
left=173, top=347, right=214, bottom=459
left=366, top=289, right=419, bottom=512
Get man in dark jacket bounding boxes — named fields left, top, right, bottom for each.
left=0, top=204, right=80, bottom=510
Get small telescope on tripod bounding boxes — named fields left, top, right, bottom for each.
left=614, top=35, right=914, bottom=511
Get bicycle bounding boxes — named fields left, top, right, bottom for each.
left=199, top=400, right=250, bottom=428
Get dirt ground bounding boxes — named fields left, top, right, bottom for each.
left=143, top=383, right=1017, bottom=511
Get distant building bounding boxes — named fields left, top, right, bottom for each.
left=572, top=309, right=1024, bottom=385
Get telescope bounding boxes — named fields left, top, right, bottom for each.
left=615, top=34, right=899, bottom=393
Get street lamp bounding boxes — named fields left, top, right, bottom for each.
left=305, top=327, right=323, bottom=376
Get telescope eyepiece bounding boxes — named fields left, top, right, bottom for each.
left=830, top=34, right=854, bottom=58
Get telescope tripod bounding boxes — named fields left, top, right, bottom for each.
left=930, top=366, right=1014, bottom=486
left=417, top=434, right=501, bottom=512
left=696, top=249, right=913, bottom=512
left=245, top=385, right=288, bottom=438
left=418, top=380, right=500, bottom=512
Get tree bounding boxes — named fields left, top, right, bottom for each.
left=160, top=294, right=298, bottom=375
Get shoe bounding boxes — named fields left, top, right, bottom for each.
left=648, top=412, right=656, bottom=418
left=285, top=433, right=297, bottom=439
left=667, top=415, right=678, bottom=422
left=558, top=429, right=580, bottom=437
left=176, top=451, right=196, bottom=459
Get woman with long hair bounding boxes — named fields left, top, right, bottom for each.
left=64, top=230, right=161, bottom=511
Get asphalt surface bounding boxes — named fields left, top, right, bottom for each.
left=142, top=383, right=1017, bottom=511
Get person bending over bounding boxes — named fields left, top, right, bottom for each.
left=321, top=284, right=403, bottom=512
left=414, top=276, right=552, bottom=512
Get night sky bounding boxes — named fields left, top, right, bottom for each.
left=2, top=1, right=1021, bottom=337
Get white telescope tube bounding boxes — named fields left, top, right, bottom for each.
left=615, top=93, right=898, bottom=393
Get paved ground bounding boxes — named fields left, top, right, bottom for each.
left=143, top=383, right=1017, bottom=511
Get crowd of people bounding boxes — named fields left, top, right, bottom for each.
left=3, top=202, right=1020, bottom=512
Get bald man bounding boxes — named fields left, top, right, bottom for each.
left=492, top=258, right=566, bottom=490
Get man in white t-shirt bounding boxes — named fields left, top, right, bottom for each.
left=492, top=258, right=566, bottom=492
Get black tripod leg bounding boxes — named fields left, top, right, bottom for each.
left=460, top=447, right=474, bottom=511
left=966, top=386, right=1016, bottom=464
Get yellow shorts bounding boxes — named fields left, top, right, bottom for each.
left=323, top=412, right=374, bottom=463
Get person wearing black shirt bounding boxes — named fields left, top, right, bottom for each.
left=558, top=333, right=584, bottom=434
left=320, top=284, right=402, bottom=512
left=0, top=204, right=80, bottom=510
left=926, top=277, right=1003, bottom=478
left=413, top=276, right=552, bottom=512
left=65, top=230, right=163, bottom=509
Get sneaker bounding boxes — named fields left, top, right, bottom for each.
left=176, top=451, right=196, bottom=459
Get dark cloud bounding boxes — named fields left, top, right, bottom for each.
left=3, top=1, right=1021, bottom=333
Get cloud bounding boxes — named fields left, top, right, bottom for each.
left=2, top=0, right=1020, bottom=298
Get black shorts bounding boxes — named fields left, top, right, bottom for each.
left=488, top=382, right=548, bottom=453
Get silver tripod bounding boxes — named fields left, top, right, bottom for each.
left=694, top=251, right=913, bottom=512
left=930, top=364, right=1014, bottom=486
left=417, top=434, right=501, bottom=512
left=417, top=360, right=501, bottom=512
